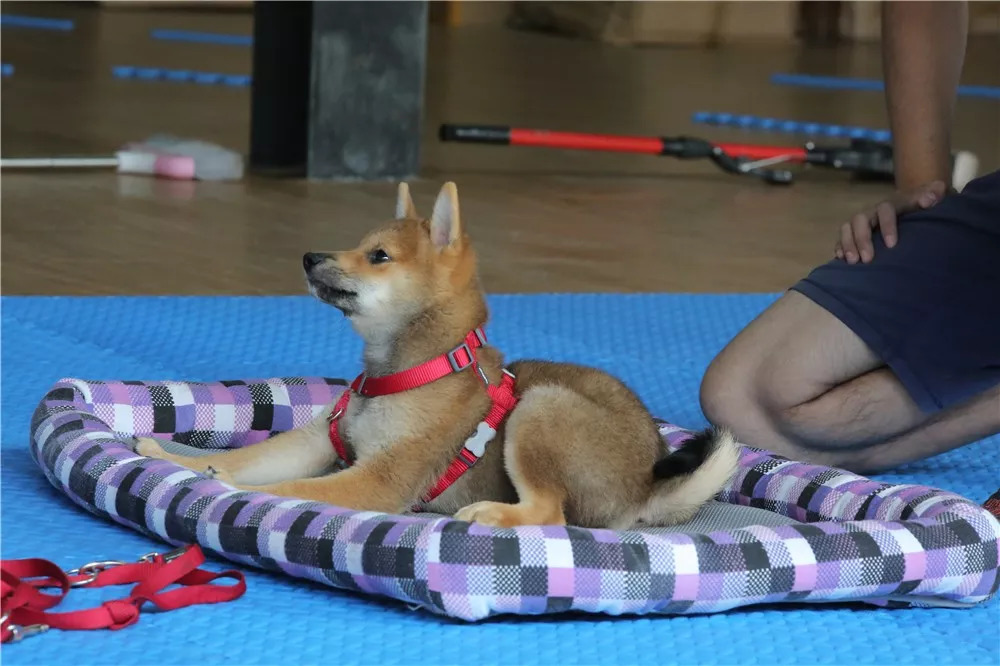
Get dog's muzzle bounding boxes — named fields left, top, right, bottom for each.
left=303, top=253, right=327, bottom=271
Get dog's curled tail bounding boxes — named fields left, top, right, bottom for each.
left=639, top=426, right=741, bottom=526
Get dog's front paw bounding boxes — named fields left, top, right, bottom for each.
left=135, top=437, right=168, bottom=458
left=135, top=438, right=234, bottom=482
left=454, top=501, right=520, bottom=528
left=204, top=466, right=236, bottom=485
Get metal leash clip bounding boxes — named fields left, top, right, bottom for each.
left=137, top=545, right=189, bottom=564
left=64, top=546, right=188, bottom=588
left=66, top=560, right=127, bottom=588
left=0, top=613, right=49, bottom=643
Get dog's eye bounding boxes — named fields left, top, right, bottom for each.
left=368, top=249, right=391, bottom=265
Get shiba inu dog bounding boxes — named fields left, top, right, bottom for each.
left=138, top=182, right=738, bottom=529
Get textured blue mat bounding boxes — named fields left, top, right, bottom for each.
left=2, top=295, right=998, bottom=665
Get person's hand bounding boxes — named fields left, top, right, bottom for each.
left=835, top=180, right=948, bottom=264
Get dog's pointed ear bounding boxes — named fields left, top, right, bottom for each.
left=395, top=182, right=418, bottom=220
left=429, top=182, right=462, bottom=248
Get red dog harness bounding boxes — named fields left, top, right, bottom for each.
left=327, top=326, right=518, bottom=506
left=1, top=545, right=244, bottom=644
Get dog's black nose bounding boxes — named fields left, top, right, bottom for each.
left=303, top=253, right=327, bottom=271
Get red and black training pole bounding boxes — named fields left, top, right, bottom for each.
left=439, top=124, right=899, bottom=185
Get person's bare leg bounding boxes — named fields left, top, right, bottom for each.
left=825, top=384, right=999, bottom=472
left=780, top=367, right=924, bottom=450
left=700, top=291, right=1000, bottom=472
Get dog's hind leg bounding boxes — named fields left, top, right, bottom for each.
left=454, top=386, right=576, bottom=528
left=455, top=382, right=658, bottom=529
left=454, top=489, right=566, bottom=528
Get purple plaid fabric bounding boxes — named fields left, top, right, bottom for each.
left=30, top=377, right=1000, bottom=621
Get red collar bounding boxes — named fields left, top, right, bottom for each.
left=350, top=327, right=488, bottom=398
left=327, top=326, right=518, bottom=507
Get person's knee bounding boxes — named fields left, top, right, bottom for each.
left=699, top=351, right=760, bottom=431
left=698, top=357, right=727, bottom=425
left=701, top=351, right=819, bottom=452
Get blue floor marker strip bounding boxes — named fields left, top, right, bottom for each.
left=112, top=65, right=251, bottom=87
left=2, top=294, right=997, bottom=666
left=150, top=29, right=252, bottom=46
left=771, top=73, right=1000, bottom=100
left=0, top=14, right=74, bottom=30
left=692, top=111, right=891, bottom=142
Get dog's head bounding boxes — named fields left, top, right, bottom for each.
left=303, top=182, right=479, bottom=339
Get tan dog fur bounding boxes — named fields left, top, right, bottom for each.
left=137, top=182, right=739, bottom=529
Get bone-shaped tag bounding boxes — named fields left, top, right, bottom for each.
left=463, top=421, right=497, bottom=458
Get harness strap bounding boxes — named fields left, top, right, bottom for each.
left=419, top=371, right=518, bottom=504
left=326, top=327, right=519, bottom=506
left=1, top=545, right=245, bottom=643
left=327, top=388, right=353, bottom=466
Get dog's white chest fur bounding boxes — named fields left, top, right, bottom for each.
left=343, top=395, right=420, bottom=458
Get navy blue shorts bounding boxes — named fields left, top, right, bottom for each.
left=791, top=169, right=1000, bottom=413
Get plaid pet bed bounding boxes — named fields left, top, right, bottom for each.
left=30, top=377, right=1000, bottom=621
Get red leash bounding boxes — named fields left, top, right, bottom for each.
left=1, top=545, right=245, bottom=644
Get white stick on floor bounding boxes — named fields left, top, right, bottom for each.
left=0, top=157, right=119, bottom=168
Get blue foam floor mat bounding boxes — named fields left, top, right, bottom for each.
left=2, top=294, right=998, bottom=665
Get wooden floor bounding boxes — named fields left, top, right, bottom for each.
left=2, top=3, right=998, bottom=295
